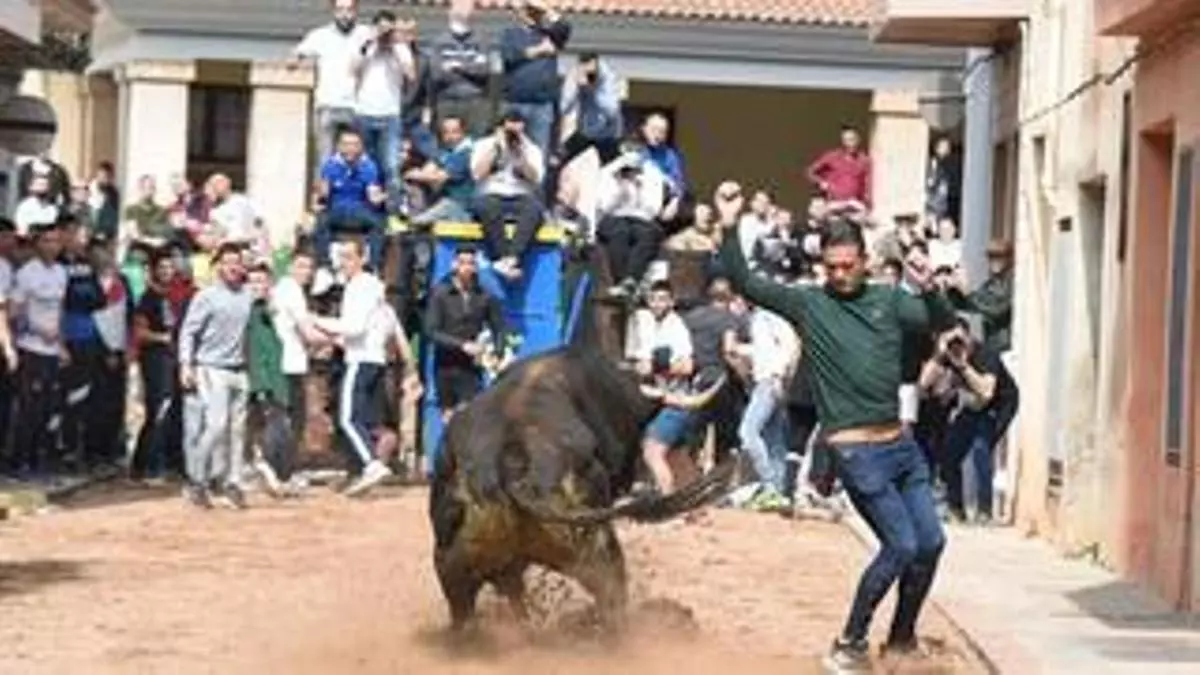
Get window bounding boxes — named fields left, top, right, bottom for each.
left=186, top=85, right=249, bottom=188
left=1165, top=145, right=1195, bottom=465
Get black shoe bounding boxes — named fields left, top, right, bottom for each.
left=821, top=637, right=871, bottom=674
left=182, top=483, right=212, bottom=510
left=219, top=484, right=248, bottom=510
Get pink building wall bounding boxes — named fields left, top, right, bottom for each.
left=1114, top=2, right=1200, bottom=607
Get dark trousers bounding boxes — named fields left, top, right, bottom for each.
left=257, top=400, right=298, bottom=482
left=134, top=348, right=181, bottom=478
left=836, top=436, right=945, bottom=646
left=597, top=215, right=662, bottom=284
left=314, top=204, right=386, bottom=272
left=473, top=193, right=543, bottom=266
left=288, top=374, right=307, bottom=464
left=943, top=409, right=997, bottom=518
left=559, top=132, right=622, bottom=167
left=62, top=342, right=122, bottom=469
left=14, top=350, right=62, bottom=473
left=783, top=402, right=818, bottom=498
left=337, top=362, right=384, bottom=473
left=393, top=231, right=433, bottom=337
left=0, top=355, right=14, bottom=470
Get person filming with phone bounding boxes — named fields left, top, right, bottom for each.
left=919, top=318, right=1019, bottom=526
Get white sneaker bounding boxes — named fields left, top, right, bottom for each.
left=254, top=459, right=283, bottom=498
left=343, top=460, right=392, bottom=498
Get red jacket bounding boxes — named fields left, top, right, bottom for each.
left=807, top=149, right=873, bottom=207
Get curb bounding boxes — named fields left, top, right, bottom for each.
left=840, top=513, right=1002, bottom=675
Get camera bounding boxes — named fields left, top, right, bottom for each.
left=947, top=335, right=966, bottom=352
left=503, top=127, right=521, bottom=146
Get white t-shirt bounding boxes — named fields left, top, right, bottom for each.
left=13, top=258, right=68, bottom=357
left=0, top=257, right=14, bottom=304
left=272, top=276, right=311, bottom=375
left=355, top=42, right=412, bottom=117
left=14, top=197, right=59, bottom=237
left=625, top=309, right=694, bottom=392
left=211, top=193, right=264, bottom=250
left=295, top=22, right=374, bottom=109
left=738, top=213, right=772, bottom=266
left=315, top=271, right=387, bottom=365
left=361, top=302, right=404, bottom=367
left=929, top=239, right=963, bottom=271
left=748, top=308, right=798, bottom=382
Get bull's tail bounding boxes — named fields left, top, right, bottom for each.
left=505, top=460, right=737, bottom=526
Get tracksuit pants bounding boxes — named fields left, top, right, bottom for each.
left=338, top=361, right=384, bottom=473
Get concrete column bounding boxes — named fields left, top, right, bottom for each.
left=115, top=60, right=196, bottom=203
left=247, top=62, right=315, bottom=250
left=869, top=89, right=930, bottom=225
left=961, top=47, right=996, bottom=287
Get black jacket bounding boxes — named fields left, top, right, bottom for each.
left=430, top=28, right=491, bottom=102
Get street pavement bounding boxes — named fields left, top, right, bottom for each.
left=914, top=523, right=1200, bottom=674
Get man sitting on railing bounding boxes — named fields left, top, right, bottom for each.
left=312, top=127, right=388, bottom=274
left=469, top=109, right=546, bottom=282
left=407, top=115, right=475, bottom=227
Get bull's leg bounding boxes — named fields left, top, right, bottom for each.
left=434, top=545, right=484, bottom=632
left=491, top=563, right=530, bottom=621
left=567, top=524, right=629, bottom=634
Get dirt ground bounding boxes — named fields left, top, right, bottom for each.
left=0, top=482, right=988, bottom=674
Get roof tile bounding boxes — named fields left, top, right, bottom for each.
left=405, top=0, right=875, bottom=26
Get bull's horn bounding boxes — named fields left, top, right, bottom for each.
left=667, top=374, right=727, bottom=411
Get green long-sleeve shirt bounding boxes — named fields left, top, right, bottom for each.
left=247, top=300, right=290, bottom=407
left=719, top=235, right=956, bottom=433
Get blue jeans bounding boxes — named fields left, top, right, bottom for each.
left=403, top=117, right=439, bottom=162
left=646, top=407, right=694, bottom=448
left=503, top=101, right=555, bottom=156
left=355, top=115, right=402, bottom=196
left=944, top=409, right=997, bottom=517
left=835, top=434, right=945, bottom=645
left=411, top=197, right=472, bottom=226
left=738, top=378, right=789, bottom=492
left=314, top=203, right=386, bottom=272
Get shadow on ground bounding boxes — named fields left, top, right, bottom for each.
left=0, top=559, right=88, bottom=597
left=1066, top=581, right=1200, bottom=633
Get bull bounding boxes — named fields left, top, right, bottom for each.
left=429, top=344, right=731, bottom=633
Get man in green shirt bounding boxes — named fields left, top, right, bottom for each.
left=713, top=181, right=956, bottom=673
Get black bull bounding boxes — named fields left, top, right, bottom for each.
left=429, top=345, right=733, bottom=631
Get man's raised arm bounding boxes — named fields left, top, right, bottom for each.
left=713, top=181, right=808, bottom=327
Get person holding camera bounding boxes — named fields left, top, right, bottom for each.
left=559, top=52, right=624, bottom=167
left=713, top=180, right=957, bottom=672
left=499, top=0, right=572, bottom=155
left=595, top=151, right=667, bottom=298
left=626, top=280, right=696, bottom=496
left=351, top=9, right=416, bottom=206
left=921, top=320, right=1019, bottom=525
left=469, top=110, right=546, bottom=282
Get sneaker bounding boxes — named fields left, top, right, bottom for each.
left=182, top=483, right=212, bottom=510
left=821, top=638, right=871, bottom=674
left=343, top=460, right=392, bottom=498
left=254, top=459, right=284, bottom=498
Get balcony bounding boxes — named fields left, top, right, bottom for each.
left=1096, top=0, right=1197, bottom=37
left=870, top=0, right=1028, bottom=46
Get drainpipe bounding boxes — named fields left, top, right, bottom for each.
left=960, top=47, right=996, bottom=288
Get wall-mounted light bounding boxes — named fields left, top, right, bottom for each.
left=919, top=92, right=966, bottom=132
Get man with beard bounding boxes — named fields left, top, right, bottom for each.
left=292, top=0, right=375, bottom=174
left=715, top=180, right=956, bottom=672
